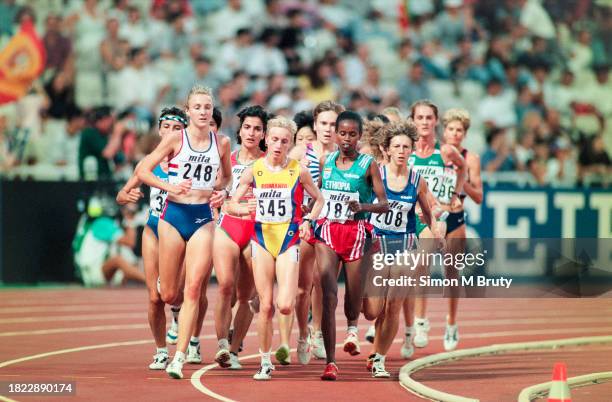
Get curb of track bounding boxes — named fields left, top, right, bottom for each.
left=398, top=335, right=612, bottom=402
left=517, top=371, right=612, bottom=402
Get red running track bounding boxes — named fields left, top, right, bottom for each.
left=0, top=288, right=611, bottom=401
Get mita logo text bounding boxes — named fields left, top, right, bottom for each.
left=188, top=155, right=211, bottom=163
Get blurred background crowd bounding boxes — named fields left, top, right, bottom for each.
left=0, top=0, right=610, bottom=187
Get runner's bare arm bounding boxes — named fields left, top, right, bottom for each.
left=136, top=132, right=191, bottom=196
left=464, top=152, right=483, bottom=204
left=227, top=167, right=254, bottom=216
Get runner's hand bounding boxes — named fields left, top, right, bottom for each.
left=347, top=200, right=362, bottom=213
left=171, top=179, right=191, bottom=195
left=209, top=190, right=227, bottom=208
left=299, top=221, right=311, bottom=241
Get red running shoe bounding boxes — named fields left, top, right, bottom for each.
left=321, top=363, right=338, bottom=381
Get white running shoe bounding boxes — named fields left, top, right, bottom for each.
left=400, top=333, right=415, bottom=359
left=413, top=318, right=430, bottom=348
left=312, top=331, right=326, bottom=359
left=365, top=325, right=376, bottom=343
left=253, top=363, right=275, bottom=380
left=297, top=336, right=311, bottom=365
left=148, top=351, right=169, bottom=370
left=166, top=320, right=178, bottom=345
left=166, top=358, right=184, bottom=379
left=371, top=359, right=390, bottom=378
left=187, top=343, right=202, bottom=364
left=215, top=348, right=231, bottom=368
left=228, top=352, right=242, bottom=370
left=342, top=332, right=360, bottom=356
left=444, top=324, right=459, bottom=351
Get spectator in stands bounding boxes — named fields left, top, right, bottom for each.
left=246, top=27, right=288, bottom=78
left=78, top=106, right=122, bottom=180
left=528, top=138, right=551, bottom=185
left=546, top=136, right=577, bottom=187
left=43, top=13, right=72, bottom=73
left=481, top=127, right=515, bottom=172
left=299, top=59, right=337, bottom=103
left=578, top=135, right=611, bottom=187
left=477, top=78, right=517, bottom=130
left=398, top=61, right=430, bottom=108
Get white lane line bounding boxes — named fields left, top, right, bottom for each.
left=190, top=326, right=612, bottom=401
left=399, top=335, right=612, bottom=402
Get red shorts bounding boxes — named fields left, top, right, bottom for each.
left=217, top=213, right=254, bottom=250
left=314, top=219, right=372, bottom=262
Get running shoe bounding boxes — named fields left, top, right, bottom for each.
left=365, top=325, right=376, bottom=343
left=187, top=342, right=202, bottom=364
left=248, top=296, right=260, bottom=314
left=343, top=332, right=361, bottom=356
left=400, top=332, right=415, bottom=359
left=366, top=353, right=376, bottom=371
left=166, top=357, right=184, bottom=379
left=312, top=331, right=326, bottom=359
left=320, top=362, right=338, bottom=381
left=215, top=348, right=231, bottom=368
left=297, top=336, right=311, bottom=365
left=413, top=318, right=430, bottom=348
left=228, top=352, right=242, bottom=370
left=371, top=358, right=390, bottom=378
left=275, top=344, right=291, bottom=365
left=166, top=320, right=178, bottom=345
left=148, top=351, right=169, bottom=370
left=253, top=363, right=275, bottom=380
left=443, top=323, right=459, bottom=351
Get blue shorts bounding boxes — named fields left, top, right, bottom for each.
left=377, top=233, right=418, bottom=255
left=161, top=201, right=213, bottom=241
left=147, top=215, right=160, bottom=238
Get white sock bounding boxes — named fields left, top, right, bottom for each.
left=405, top=325, right=414, bottom=337
left=347, top=325, right=358, bottom=335
left=260, top=349, right=271, bottom=366
left=190, top=336, right=199, bottom=345
left=157, top=347, right=168, bottom=354
left=174, top=351, right=186, bottom=362
left=415, top=317, right=427, bottom=325
left=218, top=338, right=229, bottom=350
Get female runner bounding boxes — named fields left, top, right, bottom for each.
left=213, top=105, right=269, bottom=369
left=136, top=85, right=232, bottom=379
left=315, top=110, right=389, bottom=381
left=116, top=107, right=187, bottom=370
left=229, top=116, right=324, bottom=380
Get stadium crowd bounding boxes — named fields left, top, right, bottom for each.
left=0, top=0, right=610, bottom=187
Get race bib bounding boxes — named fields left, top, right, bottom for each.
left=179, top=162, right=219, bottom=190
left=230, top=164, right=247, bottom=196
left=254, top=188, right=293, bottom=223
left=371, top=200, right=413, bottom=233
left=149, top=187, right=167, bottom=218
left=320, top=189, right=359, bottom=223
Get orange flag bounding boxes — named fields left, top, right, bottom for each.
left=0, top=20, right=46, bottom=105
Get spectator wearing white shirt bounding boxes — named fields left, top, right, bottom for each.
left=519, top=0, right=555, bottom=40
left=246, top=27, right=287, bottom=78
left=119, top=6, right=149, bottom=49
left=215, top=28, right=254, bottom=81
left=112, top=48, right=169, bottom=115
left=477, top=78, right=517, bottom=130
left=208, top=0, right=256, bottom=43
